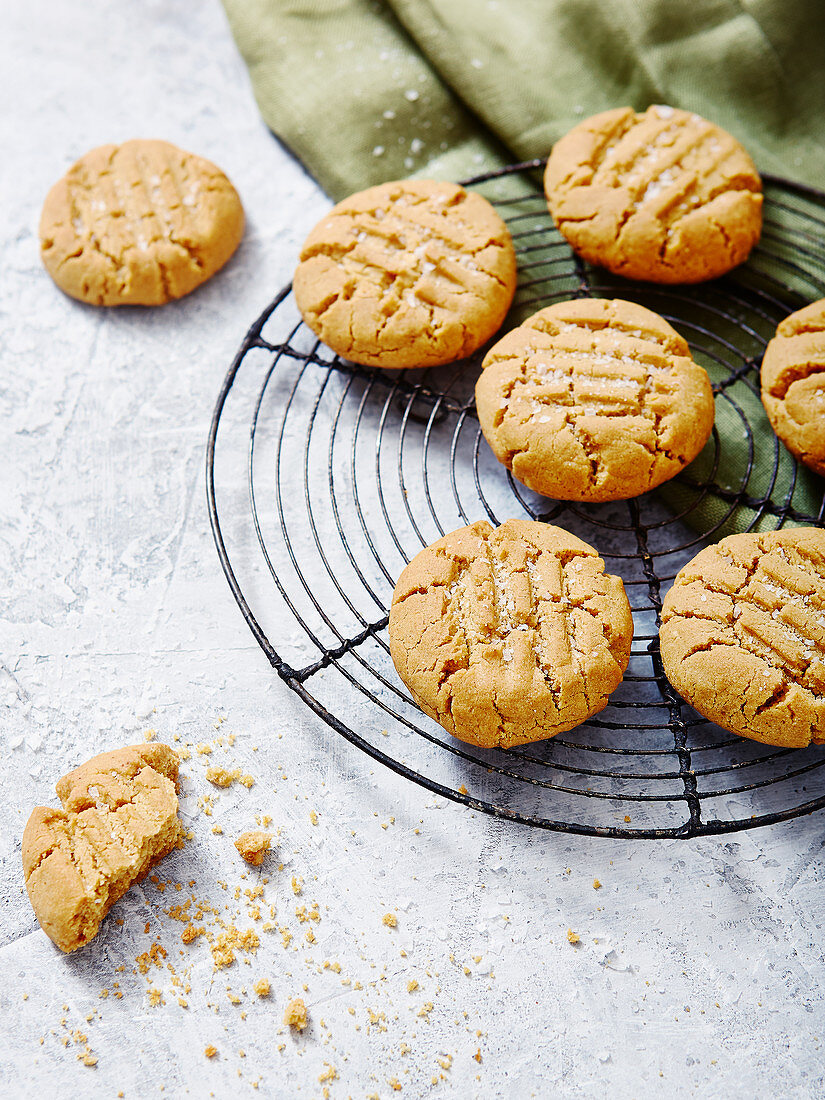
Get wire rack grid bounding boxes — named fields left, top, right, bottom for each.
left=207, top=160, right=825, bottom=839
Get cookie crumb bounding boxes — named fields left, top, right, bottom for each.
left=309, top=810, right=319, bottom=826
left=206, top=766, right=241, bottom=788
left=254, top=979, right=270, bottom=997
left=593, top=879, right=602, bottom=890
left=567, top=929, right=580, bottom=945
left=382, top=913, right=397, bottom=928
left=407, top=979, right=419, bottom=993
left=204, top=1045, right=218, bottom=1059
left=234, top=831, right=272, bottom=866
left=283, top=996, right=308, bottom=1031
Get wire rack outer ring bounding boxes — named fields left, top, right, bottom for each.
left=207, top=163, right=825, bottom=839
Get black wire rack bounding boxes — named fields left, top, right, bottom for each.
left=207, top=160, right=825, bottom=839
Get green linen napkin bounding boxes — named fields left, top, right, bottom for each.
left=223, top=0, right=825, bottom=199
left=222, top=0, right=825, bottom=532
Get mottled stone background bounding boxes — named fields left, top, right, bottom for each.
left=1, top=2, right=823, bottom=1097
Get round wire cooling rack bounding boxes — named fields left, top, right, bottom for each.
left=207, top=161, right=825, bottom=839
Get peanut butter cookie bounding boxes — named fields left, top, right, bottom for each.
left=22, top=743, right=181, bottom=952
left=388, top=519, right=633, bottom=748
left=660, top=529, right=825, bottom=747
left=544, top=105, right=762, bottom=283
left=293, top=179, right=517, bottom=369
left=475, top=298, right=715, bottom=502
left=760, top=299, right=825, bottom=477
left=40, top=140, right=244, bottom=305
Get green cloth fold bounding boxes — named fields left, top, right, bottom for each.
left=222, top=0, right=825, bottom=533
left=223, top=0, right=825, bottom=200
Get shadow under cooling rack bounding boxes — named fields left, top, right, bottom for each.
left=207, top=163, right=825, bottom=838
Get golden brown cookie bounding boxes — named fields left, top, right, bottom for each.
left=660, top=529, right=825, bottom=747
left=475, top=298, right=715, bottom=502
left=293, top=179, right=517, bottom=369
left=40, top=140, right=244, bottom=306
left=760, top=299, right=825, bottom=477
left=22, top=743, right=181, bottom=952
left=388, top=519, right=633, bottom=748
left=544, top=105, right=762, bottom=283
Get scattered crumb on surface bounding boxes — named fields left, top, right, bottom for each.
left=382, top=913, right=397, bottom=928
left=254, top=979, right=271, bottom=997
left=283, top=996, right=308, bottom=1031
left=309, top=810, right=319, bottom=826
left=407, top=979, right=418, bottom=993
left=206, top=765, right=241, bottom=788
left=234, top=831, right=272, bottom=866
left=204, top=1045, right=218, bottom=1059
left=567, top=929, right=580, bottom=945
left=593, top=878, right=602, bottom=890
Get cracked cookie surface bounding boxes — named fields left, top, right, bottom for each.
left=544, top=105, right=762, bottom=284
left=40, top=140, right=244, bottom=306
left=293, top=179, right=517, bottom=369
left=388, top=519, right=633, bottom=748
left=22, top=743, right=181, bottom=952
left=760, top=299, right=825, bottom=477
left=475, top=298, right=715, bottom=502
left=660, top=529, right=825, bottom=747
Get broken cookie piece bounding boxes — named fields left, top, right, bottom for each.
left=283, top=995, right=308, bottom=1031
left=234, top=830, right=272, bottom=866
left=22, top=743, right=181, bottom=953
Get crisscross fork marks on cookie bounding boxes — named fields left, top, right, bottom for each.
left=760, top=299, right=825, bottom=477
left=388, top=520, right=634, bottom=748
left=476, top=300, right=715, bottom=502
left=660, top=530, right=825, bottom=748
left=544, top=105, right=762, bottom=283
left=594, top=110, right=750, bottom=226
left=293, top=179, right=517, bottom=369
left=40, top=140, right=244, bottom=306
left=302, top=189, right=507, bottom=312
